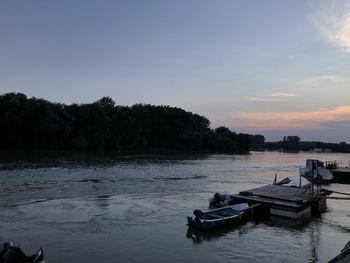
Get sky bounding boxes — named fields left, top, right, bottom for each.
left=1, top=0, right=350, bottom=142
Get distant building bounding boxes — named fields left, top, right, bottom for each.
left=283, top=136, right=300, bottom=143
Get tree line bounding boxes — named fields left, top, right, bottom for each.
left=0, top=93, right=255, bottom=153
left=264, top=136, right=350, bottom=152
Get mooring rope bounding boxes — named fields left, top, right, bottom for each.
left=318, top=196, right=350, bottom=200
left=324, top=189, right=350, bottom=196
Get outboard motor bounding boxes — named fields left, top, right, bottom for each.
left=0, top=242, right=43, bottom=263
left=214, top=193, right=222, bottom=202
left=211, top=192, right=223, bottom=207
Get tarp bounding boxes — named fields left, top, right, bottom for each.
left=277, top=175, right=310, bottom=187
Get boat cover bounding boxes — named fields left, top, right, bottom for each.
left=277, top=176, right=310, bottom=187
left=230, top=203, right=249, bottom=210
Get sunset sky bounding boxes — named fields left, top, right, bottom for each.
left=1, top=0, right=350, bottom=142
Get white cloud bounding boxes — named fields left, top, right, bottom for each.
left=314, top=1, right=350, bottom=52
left=248, top=92, right=296, bottom=102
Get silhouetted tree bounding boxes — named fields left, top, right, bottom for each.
left=0, top=92, right=252, bottom=153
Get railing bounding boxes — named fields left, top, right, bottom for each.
left=324, top=161, right=350, bottom=170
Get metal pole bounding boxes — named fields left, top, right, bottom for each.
left=316, top=163, right=319, bottom=196
left=311, top=161, right=314, bottom=198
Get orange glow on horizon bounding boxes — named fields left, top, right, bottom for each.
left=233, top=105, right=350, bottom=131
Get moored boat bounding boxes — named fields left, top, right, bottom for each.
left=0, top=242, right=43, bottom=263
left=328, top=241, right=350, bottom=263
left=299, top=159, right=333, bottom=183
left=187, top=203, right=257, bottom=230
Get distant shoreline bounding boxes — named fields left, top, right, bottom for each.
left=1, top=92, right=349, bottom=155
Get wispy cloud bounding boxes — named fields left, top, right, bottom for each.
left=247, top=92, right=296, bottom=102
left=314, top=1, right=350, bottom=52
left=233, top=105, right=350, bottom=131
left=299, top=74, right=347, bottom=88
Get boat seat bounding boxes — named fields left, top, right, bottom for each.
left=206, top=214, right=223, bottom=219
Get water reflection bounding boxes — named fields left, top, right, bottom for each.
left=0, top=152, right=350, bottom=262
left=266, top=215, right=311, bottom=230
left=186, top=224, right=250, bottom=244
left=95, top=195, right=112, bottom=208
left=0, top=150, right=213, bottom=170
left=309, top=221, right=321, bottom=263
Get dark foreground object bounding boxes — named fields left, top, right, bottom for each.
left=332, top=169, right=350, bottom=184
left=0, top=242, right=43, bottom=263
left=328, top=241, right=350, bottom=263
left=187, top=203, right=257, bottom=230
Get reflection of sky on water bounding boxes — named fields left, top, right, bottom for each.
left=0, top=152, right=349, bottom=262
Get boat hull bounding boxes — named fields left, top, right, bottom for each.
left=187, top=213, right=244, bottom=230
left=187, top=203, right=250, bottom=230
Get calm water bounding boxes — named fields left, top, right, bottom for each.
left=0, top=151, right=349, bottom=263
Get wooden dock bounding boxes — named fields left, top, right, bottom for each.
left=325, top=161, right=350, bottom=183
left=229, top=184, right=326, bottom=219
left=332, top=168, right=350, bottom=183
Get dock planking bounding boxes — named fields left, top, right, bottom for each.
left=239, top=184, right=313, bottom=203
left=228, top=184, right=326, bottom=218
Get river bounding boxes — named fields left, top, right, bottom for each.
left=0, top=151, right=349, bottom=263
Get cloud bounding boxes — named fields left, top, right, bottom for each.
left=247, top=92, right=296, bottom=102
left=314, top=1, right=350, bottom=52
left=233, top=105, right=350, bottom=131
left=299, top=74, right=347, bottom=88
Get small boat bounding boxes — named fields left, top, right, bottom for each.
left=328, top=240, right=350, bottom=263
left=187, top=203, right=256, bottom=230
left=0, top=242, right=44, bottom=263
left=299, top=159, right=333, bottom=183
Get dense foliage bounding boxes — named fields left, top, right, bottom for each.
left=0, top=93, right=252, bottom=153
